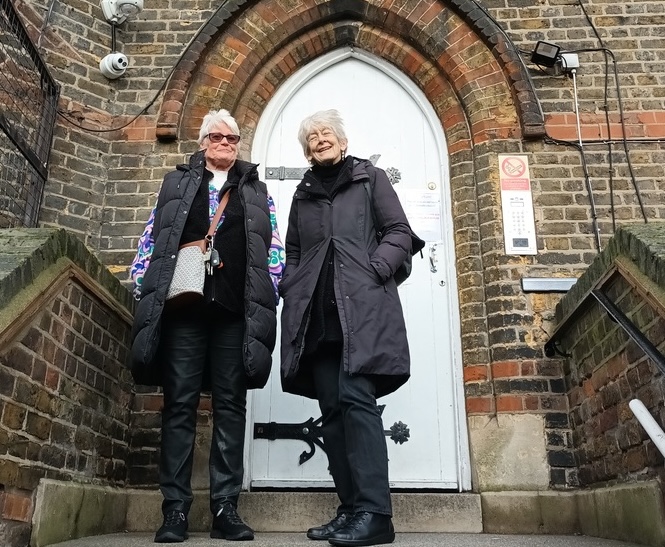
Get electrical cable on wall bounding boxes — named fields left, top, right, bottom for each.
left=572, top=47, right=647, bottom=224
left=569, top=66, right=602, bottom=252
left=517, top=0, right=650, bottom=250
left=555, top=45, right=648, bottom=225
left=577, top=0, right=647, bottom=224
left=36, top=0, right=58, bottom=50
left=536, top=45, right=650, bottom=228
left=518, top=47, right=606, bottom=253
left=57, top=0, right=233, bottom=133
left=577, top=0, right=616, bottom=233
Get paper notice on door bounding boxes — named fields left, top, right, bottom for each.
left=395, top=189, right=442, bottom=242
left=498, top=154, right=537, bottom=255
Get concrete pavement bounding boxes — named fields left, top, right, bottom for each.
left=49, top=532, right=645, bottom=547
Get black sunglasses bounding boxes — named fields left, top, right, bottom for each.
left=206, top=132, right=240, bottom=144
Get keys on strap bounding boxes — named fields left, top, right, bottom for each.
left=205, top=247, right=222, bottom=275
left=210, top=248, right=221, bottom=268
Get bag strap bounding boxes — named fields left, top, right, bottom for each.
left=205, top=189, right=230, bottom=246
left=362, top=169, right=381, bottom=238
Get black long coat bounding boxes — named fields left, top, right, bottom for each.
left=130, top=151, right=277, bottom=388
left=279, top=157, right=412, bottom=399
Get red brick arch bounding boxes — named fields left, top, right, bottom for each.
left=234, top=22, right=481, bottom=156
left=155, top=0, right=544, bottom=146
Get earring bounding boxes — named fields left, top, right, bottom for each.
left=341, top=150, right=346, bottom=160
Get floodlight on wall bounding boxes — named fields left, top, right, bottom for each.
left=100, top=0, right=143, bottom=24
left=530, top=41, right=561, bottom=68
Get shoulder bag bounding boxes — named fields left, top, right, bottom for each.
left=166, top=190, right=230, bottom=301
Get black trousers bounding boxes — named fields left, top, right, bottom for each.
left=310, top=342, right=392, bottom=516
left=158, top=304, right=246, bottom=515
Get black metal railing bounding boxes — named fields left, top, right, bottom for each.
left=589, top=289, right=665, bottom=374
left=0, top=0, right=59, bottom=227
left=545, top=286, right=665, bottom=375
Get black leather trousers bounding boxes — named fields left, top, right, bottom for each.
left=309, top=342, right=392, bottom=516
left=158, top=304, right=246, bottom=516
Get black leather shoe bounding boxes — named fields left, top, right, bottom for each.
left=328, top=512, right=395, bottom=546
left=307, top=512, right=353, bottom=540
left=211, top=503, right=254, bottom=541
left=155, top=510, right=188, bottom=543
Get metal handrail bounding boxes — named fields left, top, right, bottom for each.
left=589, top=289, right=665, bottom=375
left=630, top=399, right=665, bottom=458
left=545, top=287, right=665, bottom=373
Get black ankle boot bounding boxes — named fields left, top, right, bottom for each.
left=211, top=502, right=254, bottom=541
left=328, top=511, right=395, bottom=546
left=306, top=512, right=353, bottom=540
left=155, top=510, right=188, bottom=543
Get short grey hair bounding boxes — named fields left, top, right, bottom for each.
left=198, top=109, right=240, bottom=145
left=297, top=109, right=348, bottom=155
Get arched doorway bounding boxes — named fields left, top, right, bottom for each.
left=247, top=48, right=470, bottom=491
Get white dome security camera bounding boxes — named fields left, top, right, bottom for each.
left=99, top=52, right=128, bottom=79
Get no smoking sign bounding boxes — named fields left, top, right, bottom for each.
left=501, top=156, right=527, bottom=178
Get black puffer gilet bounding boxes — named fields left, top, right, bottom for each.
left=130, top=151, right=276, bottom=389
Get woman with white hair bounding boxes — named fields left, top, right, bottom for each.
left=130, top=109, right=284, bottom=543
left=280, top=109, right=420, bottom=546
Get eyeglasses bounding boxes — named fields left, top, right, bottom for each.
left=307, top=129, right=334, bottom=145
left=206, top=132, right=240, bottom=144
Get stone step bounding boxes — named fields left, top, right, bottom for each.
left=33, top=481, right=482, bottom=546
left=31, top=480, right=664, bottom=547
left=124, top=490, right=482, bottom=534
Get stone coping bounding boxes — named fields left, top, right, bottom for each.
left=0, top=228, right=134, bottom=314
left=553, top=222, right=665, bottom=325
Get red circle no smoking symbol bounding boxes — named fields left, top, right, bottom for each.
left=501, top=157, right=526, bottom=178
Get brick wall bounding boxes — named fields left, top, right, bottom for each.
left=14, top=0, right=663, bottom=265
left=0, top=229, right=134, bottom=547
left=567, top=275, right=665, bottom=485
left=553, top=225, right=665, bottom=487
left=128, top=391, right=213, bottom=488
left=13, top=0, right=217, bottom=252
left=9, top=0, right=665, bottom=493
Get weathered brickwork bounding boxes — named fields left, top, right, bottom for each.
left=0, top=282, right=133, bottom=539
left=553, top=225, right=665, bottom=487
left=1, top=283, right=132, bottom=478
left=8, top=0, right=665, bottom=498
left=12, top=0, right=216, bottom=252
left=126, top=390, right=162, bottom=487
left=569, top=281, right=664, bottom=485
left=0, top=229, right=134, bottom=547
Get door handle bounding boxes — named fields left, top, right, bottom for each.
left=429, top=244, right=437, bottom=273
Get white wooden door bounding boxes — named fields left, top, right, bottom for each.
left=248, top=49, right=470, bottom=490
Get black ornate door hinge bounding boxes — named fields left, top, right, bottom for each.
left=254, top=416, right=325, bottom=465
left=253, top=405, right=410, bottom=465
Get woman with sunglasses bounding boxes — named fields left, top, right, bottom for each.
left=279, top=110, right=416, bottom=547
left=130, top=109, right=284, bottom=543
